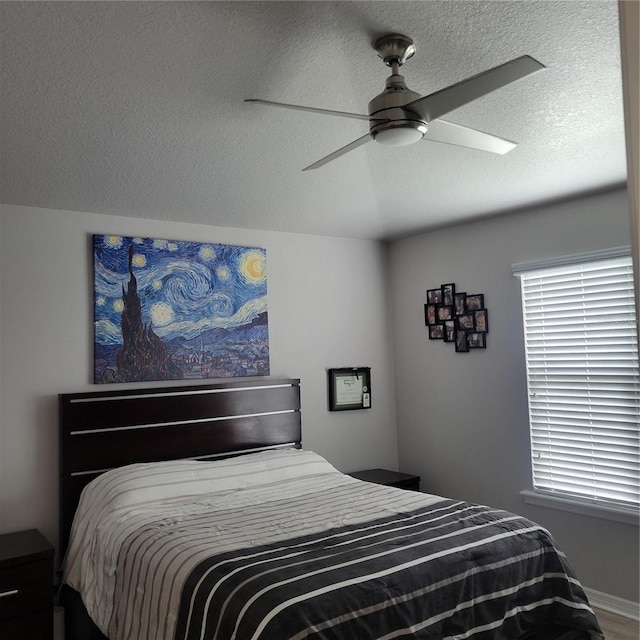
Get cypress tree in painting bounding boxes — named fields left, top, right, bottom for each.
left=116, top=245, right=182, bottom=381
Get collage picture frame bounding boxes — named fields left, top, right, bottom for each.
left=424, top=282, right=489, bottom=353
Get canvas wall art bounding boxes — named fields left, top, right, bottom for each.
left=93, top=234, right=269, bottom=383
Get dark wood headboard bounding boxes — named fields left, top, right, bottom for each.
left=59, top=378, right=301, bottom=554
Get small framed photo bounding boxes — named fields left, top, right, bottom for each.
left=429, top=324, right=444, bottom=340
left=437, top=305, right=453, bottom=322
left=454, top=292, right=467, bottom=316
left=455, top=330, right=469, bottom=352
left=474, top=309, right=488, bottom=333
left=443, top=319, right=456, bottom=342
left=424, top=304, right=437, bottom=326
left=328, top=367, right=371, bottom=411
left=427, top=288, right=442, bottom=304
left=441, top=283, right=455, bottom=306
left=466, top=294, right=484, bottom=311
left=457, top=313, right=475, bottom=330
left=468, top=333, right=486, bottom=349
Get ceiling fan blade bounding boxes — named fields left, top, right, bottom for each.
left=405, top=55, right=545, bottom=123
left=245, top=99, right=369, bottom=122
left=424, top=119, right=517, bottom=154
left=303, top=133, right=372, bottom=171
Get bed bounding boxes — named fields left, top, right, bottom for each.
left=59, top=378, right=603, bottom=640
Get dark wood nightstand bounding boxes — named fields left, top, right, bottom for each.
left=0, top=529, right=54, bottom=640
left=349, top=468, right=421, bottom=491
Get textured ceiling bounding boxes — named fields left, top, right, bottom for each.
left=0, top=1, right=627, bottom=240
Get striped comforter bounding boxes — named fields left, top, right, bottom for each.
left=63, top=449, right=602, bottom=640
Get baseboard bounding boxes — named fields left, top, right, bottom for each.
left=584, top=587, right=640, bottom=621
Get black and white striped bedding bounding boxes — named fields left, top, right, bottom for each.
left=63, top=449, right=603, bottom=640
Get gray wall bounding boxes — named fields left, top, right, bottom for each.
left=388, top=188, right=639, bottom=602
left=0, top=204, right=399, bottom=556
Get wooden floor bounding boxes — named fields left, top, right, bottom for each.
left=593, top=607, right=639, bottom=640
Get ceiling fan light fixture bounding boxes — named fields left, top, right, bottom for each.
left=371, top=121, right=427, bottom=146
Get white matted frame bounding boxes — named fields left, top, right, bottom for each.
left=328, top=367, right=371, bottom=411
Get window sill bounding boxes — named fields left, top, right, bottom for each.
left=520, top=490, right=639, bottom=526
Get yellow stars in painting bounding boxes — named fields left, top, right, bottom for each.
left=150, top=302, right=175, bottom=327
left=199, top=245, right=217, bottom=261
left=104, top=235, right=147, bottom=268
left=152, top=239, right=178, bottom=251
left=104, top=235, right=123, bottom=249
left=239, top=250, right=266, bottom=285
left=132, top=253, right=147, bottom=268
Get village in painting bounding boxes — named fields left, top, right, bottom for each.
left=93, top=234, right=269, bottom=384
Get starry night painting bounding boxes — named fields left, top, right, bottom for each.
left=93, top=234, right=269, bottom=384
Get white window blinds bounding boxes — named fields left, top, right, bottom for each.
left=517, top=254, right=640, bottom=512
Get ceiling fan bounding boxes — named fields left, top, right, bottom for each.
left=245, top=33, right=545, bottom=171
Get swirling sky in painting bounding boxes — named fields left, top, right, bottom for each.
left=93, top=234, right=269, bottom=382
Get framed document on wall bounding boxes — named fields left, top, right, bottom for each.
left=328, top=367, right=371, bottom=411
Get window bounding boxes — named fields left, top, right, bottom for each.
left=514, top=250, right=639, bottom=516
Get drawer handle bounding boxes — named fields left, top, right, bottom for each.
left=0, top=589, right=19, bottom=598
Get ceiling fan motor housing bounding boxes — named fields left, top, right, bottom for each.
left=368, top=74, right=428, bottom=146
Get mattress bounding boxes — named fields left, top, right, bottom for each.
left=63, top=449, right=603, bottom=640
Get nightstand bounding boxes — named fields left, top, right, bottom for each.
left=0, top=529, right=54, bottom=640
left=349, top=468, right=420, bottom=491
